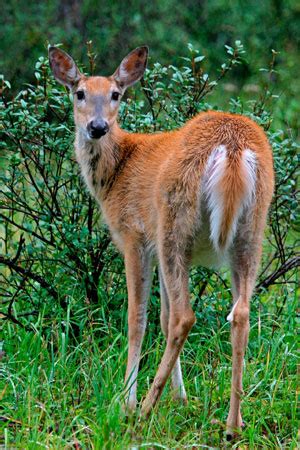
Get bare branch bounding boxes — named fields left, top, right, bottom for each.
left=256, top=256, right=300, bottom=292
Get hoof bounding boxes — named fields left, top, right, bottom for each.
left=226, top=431, right=235, bottom=442
left=121, top=399, right=136, bottom=417
left=171, top=389, right=187, bottom=405
left=140, top=402, right=152, bottom=419
left=172, top=395, right=188, bottom=406
left=225, top=422, right=244, bottom=442
left=140, top=384, right=161, bottom=419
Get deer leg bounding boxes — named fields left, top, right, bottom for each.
left=159, top=268, right=187, bottom=403
left=226, top=243, right=261, bottom=440
left=141, top=243, right=195, bottom=416
left=124, top=243, right=152, bottom=412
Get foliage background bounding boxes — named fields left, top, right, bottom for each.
left=0, top=1, right=299, bottom=448
left=1, top=0, right=300, bottom=135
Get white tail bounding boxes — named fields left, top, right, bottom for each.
left=204, top=146, right=257, bottom=252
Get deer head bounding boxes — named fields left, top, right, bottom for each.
left=49, top=46, right=148, bottom=141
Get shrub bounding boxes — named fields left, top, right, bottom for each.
left=0, top=42, right=299, bottom=334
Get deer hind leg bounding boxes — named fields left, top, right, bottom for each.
left=159, top=269, right=187, bottom=403
left=123, top=243, right=152, bottom=413
left=226, top=237, right=262, bottom=440
left=141, top=236, right=195, bottom=417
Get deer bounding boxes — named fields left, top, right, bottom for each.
left=49, top=45, right=274, bottom=440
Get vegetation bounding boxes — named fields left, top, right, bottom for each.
left=1, top=2, right=299, bottom=448
left=1, top=1, right=300, bottom=135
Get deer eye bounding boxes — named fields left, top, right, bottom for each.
left=111, top=91, right=120, bottom=101
left=76, top=90, right=85, bottom=100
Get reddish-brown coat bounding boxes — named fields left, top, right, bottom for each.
left=49, top=45, right=275, bottom=439
left=96, top=111, right=273, bottom=256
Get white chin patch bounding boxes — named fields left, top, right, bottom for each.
left=78, top=128, right=93, bottom=143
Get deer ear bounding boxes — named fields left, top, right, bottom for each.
left=48, top=46, right=82, bottom=89
left=113, top=46, right=148, bottom=90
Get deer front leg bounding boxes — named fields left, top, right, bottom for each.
left=141, top=243, right=195, bottom=417
left=124, top=243, right=152, bottom=413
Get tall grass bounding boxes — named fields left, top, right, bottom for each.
left=1, top=284, right=297, bottom=448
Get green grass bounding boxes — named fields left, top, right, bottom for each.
left=1, top=285, right=298, bottom=449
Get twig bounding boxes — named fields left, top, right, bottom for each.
left=0, top=254, right=62, bottom=303
left=256, top=256, right=299, bottom=292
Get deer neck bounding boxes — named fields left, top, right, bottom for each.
left=75, top=122, right=129, bottom=200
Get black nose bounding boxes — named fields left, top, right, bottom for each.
left=87, top=120, right=109, bottom=139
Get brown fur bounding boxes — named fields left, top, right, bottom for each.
left=49, top=46, right=274, bottom=439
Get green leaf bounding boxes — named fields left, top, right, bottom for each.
left=194, top=55, right=205, bottom=63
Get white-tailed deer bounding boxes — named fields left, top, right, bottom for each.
left=49, top=45, right=274, bottom=440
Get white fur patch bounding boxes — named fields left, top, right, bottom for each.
left=67, top=65, right=77, bottom=79
left=204, top=145, right=227, bottom=251
left=119, top=66, right=129, bottom=79
left=227, top=297, right=240, bottom=322
left=242, top=149, right=257, bottom=207
left=204, top=147, right=257, bottom=252
left=171, top=357, right=186, bottom=399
